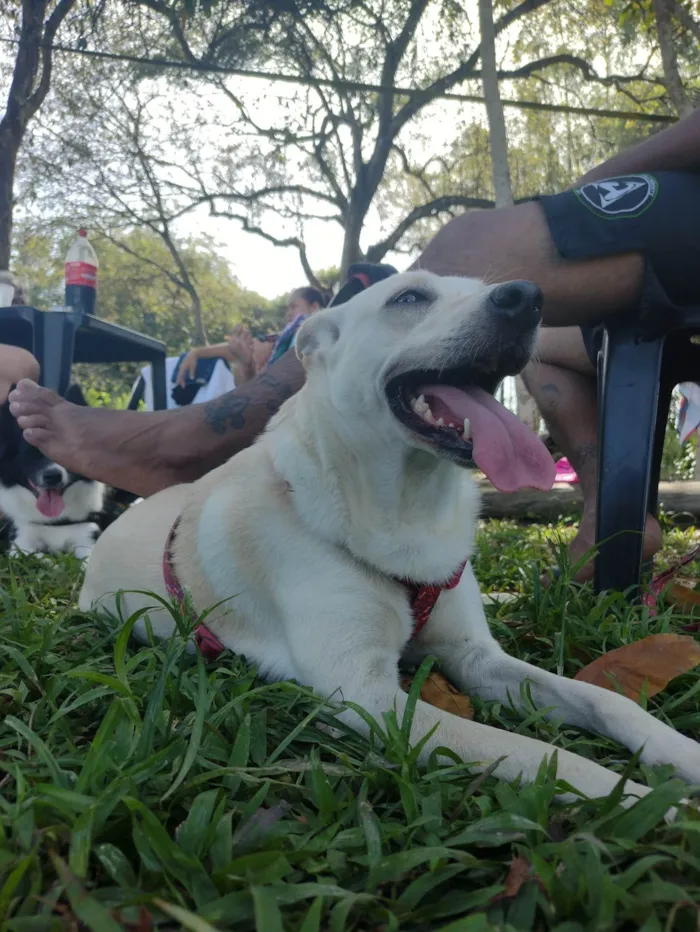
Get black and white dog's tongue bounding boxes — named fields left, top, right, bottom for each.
left=330, top=263, right=398, bottom=307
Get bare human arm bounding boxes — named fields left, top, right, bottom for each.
left=176, top=343, right=233, bottom=387
left=167, top=351, right=306, bottom=488
left=576, top=108, right=700, bottom=185
left=7, top=350, right=307, bottom=498
left=177, top=327, right=261, bottom=387
left=413, top=111, right=700, bottom=325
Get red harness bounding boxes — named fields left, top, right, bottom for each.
left=163, top=517, right=466, bottom=661
left=163, top=519, right=226, bottom=661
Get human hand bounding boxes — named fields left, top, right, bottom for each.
left=177, top=349, right=200, bottom=387
left=227, top=325, right=255, bottom=368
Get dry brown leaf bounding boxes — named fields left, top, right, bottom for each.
left=490, top=855, right=542, bottom=904
left=400, top=670, right=474, bottom=719
left=503, top=854, right=532, bottom=898
left=666, top=582, right=700, bottom=615
left=574, top=633, right=700, bottom=702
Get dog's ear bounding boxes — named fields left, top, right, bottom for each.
left=64, top=383, right=88, bottom=407
left=0, top=388, right=21, bottom=459
left=295, top=314, right=340, bottom=369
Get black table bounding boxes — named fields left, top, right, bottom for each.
left=0, top=306, right=167, bottom=409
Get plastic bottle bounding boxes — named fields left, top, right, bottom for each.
left=64, top=229, right=98, bottom=315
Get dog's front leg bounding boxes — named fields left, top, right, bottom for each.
left=423, top=571, right=700, bottom=787
left=285, top=598, right=651, bottom=806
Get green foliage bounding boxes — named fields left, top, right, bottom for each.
left=11, top=226, right=283, bottom=401
left=2, top=519, right=700, bottom=928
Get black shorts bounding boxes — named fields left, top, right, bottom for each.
left=537, top=171, right=700, bottom=365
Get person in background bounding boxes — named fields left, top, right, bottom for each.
left=176, top=286, right=327, bottom=387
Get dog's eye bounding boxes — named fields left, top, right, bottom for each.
left=389, top=289, right=431, bottom=306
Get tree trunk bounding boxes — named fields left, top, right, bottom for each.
left=339, top=208, right=364, bottom=282
left=0, top=0, right=77, bottom=270
left=478, top=0, right=513, bottom=209
left=516, top=377, right=541, bottom=432
left=0, top=134, right=21, bottom=271
left=653, top=0, right=695, bottom=118
left=0, top=0, right=47, bottom=269
left=190, top=292, right=208, bottom=345
left=479, top=0, right=538, bottom=428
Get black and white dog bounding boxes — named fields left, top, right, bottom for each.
left=0, top=385, right=106, bottom=558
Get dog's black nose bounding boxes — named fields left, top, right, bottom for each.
left=41, top=466, right=64, bottom=488
left=488, top=281, right=542, bottom=325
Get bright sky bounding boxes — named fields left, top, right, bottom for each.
left=168, top=70, right=482, bottom=299
left=182, top=204, right=362, bottom=299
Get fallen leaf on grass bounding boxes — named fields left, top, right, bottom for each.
left=502, top=854, right=532, bottom=898
left=490, top=854, right=544, bottom=903
left=574, top=633, right=700, bottom=702
left=400, top=670, right=474, bottom=719
left=666, top=582, right=700, bottom=615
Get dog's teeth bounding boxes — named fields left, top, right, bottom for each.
left=463, top=418, right=471, bottom=440
left=436, top=417, right=445, bottom=427
left=448, top=422, right=456, bottom=429
left=411, top=394, right=431, bottom=416
left=423, top=409, right=435, bottom=424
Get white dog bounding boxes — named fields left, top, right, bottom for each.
left=81, top=271, right=700, bottom=806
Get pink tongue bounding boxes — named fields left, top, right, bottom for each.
left=36, top=489, right=65, bottom=518
left=419, top=385, right=556, bottom=493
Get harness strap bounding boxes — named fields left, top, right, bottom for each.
left=163, top=517, right=467, bottom=660
left=400, top=561, right=467, bottom=639
left=163, top=518, right=226, bottom=661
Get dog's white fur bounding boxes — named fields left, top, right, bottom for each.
left=0, top=467, right=104, bottom=558
left=81, top=271, right=700, bottom=806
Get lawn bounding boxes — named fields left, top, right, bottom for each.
left=2, top=516, right=700, bottom=931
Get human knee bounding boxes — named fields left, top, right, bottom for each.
left=0, top=345, right=40, bottom=385
left=533, top=326, right=595, bottom=375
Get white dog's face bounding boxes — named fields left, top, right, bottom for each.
left=296, top=271, right=553, bottom=492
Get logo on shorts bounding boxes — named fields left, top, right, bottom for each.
left=575, top=174, right=658, bottom=218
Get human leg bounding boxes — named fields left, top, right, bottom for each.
left=522, top=328, right=661, bottom=581
left=11, top=168, right=700, bottom=495
left=9, top=351, right=305, bottom=497
left=0, top=345, right=39, bottom=405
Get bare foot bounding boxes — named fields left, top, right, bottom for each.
left=8, top=358, right=305, bottom=497
left=544, top=509, right=663, bottom=586
left=8, top=380, right=189, bottom=496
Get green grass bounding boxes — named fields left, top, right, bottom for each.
left=2, top=518, right=700, bottom=930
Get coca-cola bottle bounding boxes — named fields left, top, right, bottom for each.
left=64, top=229, right=98, bottom=315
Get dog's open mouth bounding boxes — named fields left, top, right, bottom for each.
left=29, top=481, right=66, bottom=519
left=386, top=362, right=556, bottom=493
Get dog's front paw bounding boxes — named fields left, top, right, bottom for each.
left=643, top=730, right=700, bottom=786
left=73, top=546, right=94, bottom=561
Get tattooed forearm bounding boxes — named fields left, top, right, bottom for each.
left=257, top=372, right=298, bottom=413
left=204, top=392, right=251, bottom=435
left=202, top=351, right=306, bottom=438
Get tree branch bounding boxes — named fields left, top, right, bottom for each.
left=366, top=195, right=496, bottom=262
left=40, top=42, right=676, bottom=123
left=496, top=53, right=665, bottom=87
left=670, top=0, right=700, bottom=44
left=25, top=0, right=77, bottom=122
left=209, top=205, right=323, bottom=290
left=136, top=0, right=199, bottom=64
left=391, top=0, right=557, bottom=134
